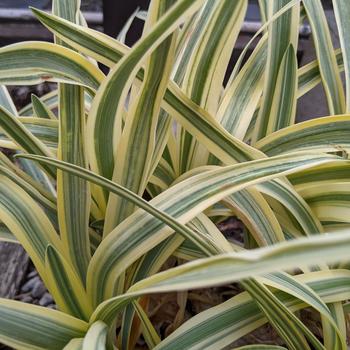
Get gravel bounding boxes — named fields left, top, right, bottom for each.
left=20, top=275, right=40, bottom=293
left=15, top=262, right=56, bottom=310
left=31, top=281, right=47, bottom=299
left=39, top=292, right=54, bottom=307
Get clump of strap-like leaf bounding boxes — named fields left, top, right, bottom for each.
left=0, top=0, right=350, bottom=349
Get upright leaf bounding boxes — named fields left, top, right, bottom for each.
left=254, top=0, right=299, bottom=141
left=181, top=0, right=248, bottom=171
left=45, top=245, right=93, bottom=320
left=52, top=0, right=91, bottom=282
left=86, top=0, right=206, bottom=181
left=303, top=0, right=345, bottom=115
left=104, top=0, right=178, bottom=234
left=31, top=94, right=56, bottom=120
left=332, top=0, right=350, bottom=112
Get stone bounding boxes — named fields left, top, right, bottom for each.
left=19, top=295, right=33, bottom=303
left=27, top=269, right=38, bottom=279
left=21, top=276, right=40, bottom=293
left=39, top=293, right=53, bottom=307
left=31, top=280, right=46, bottom=299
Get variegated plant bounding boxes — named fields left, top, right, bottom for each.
left=0, top=0, right=349, bottom=349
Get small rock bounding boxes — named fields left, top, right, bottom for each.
left=39, top=293, right=53, bottom=307
left=14, top=293, right=26, bottom=300
left=31, top=281, right=46, bottom=299
left=27, top=269, right=38, bottom=279
left=47, top=304, right=57, bottom=309
left=21, top=276, right=40, bottom=293
left=20, top=295, right=33, bottom=303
